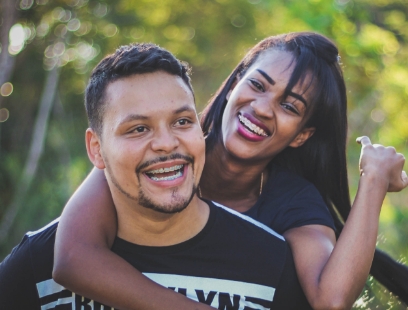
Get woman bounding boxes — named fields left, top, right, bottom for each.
left=53, top=32, right=408, bottom=309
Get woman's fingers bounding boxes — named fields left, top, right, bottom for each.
left=357, top=136, right=407, bottom=192
left=356, top=136, right=372, bottom=146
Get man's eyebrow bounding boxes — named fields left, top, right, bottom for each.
left=118, top=114, right=148, bottom=126
left=288, top=91, right=308, bottom=107
left=118, top=105, right=195, bottom=126
left=173, top=105, right=196, bottom=115
left=256, top=69, right=275, bottom=85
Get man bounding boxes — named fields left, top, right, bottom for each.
left=0, top=43, right=309, bottom=309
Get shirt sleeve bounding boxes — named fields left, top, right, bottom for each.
left=0, top=235, right=41, bottom=309
left=276, top=183, right=335, bottom=233
left=246, top=165, right=336, bottom=235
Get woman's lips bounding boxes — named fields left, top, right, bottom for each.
left=238, top=114, right=269, bottom=137
left=236, top=114, right=269, bottom=142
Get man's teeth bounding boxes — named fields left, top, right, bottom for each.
left=148, top=164, right=183, bottom=174
left=146, top=164, right=184, bottom=181
left=150, top=171, right=182, bottom=181
left=238, top=114, right=268, bottom=137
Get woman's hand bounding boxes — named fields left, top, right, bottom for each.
left=357, top=136, right=407, bottom=192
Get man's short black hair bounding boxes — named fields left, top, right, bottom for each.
left=85, top=43, right=193, bottom=135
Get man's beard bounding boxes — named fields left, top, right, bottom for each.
left=106, top=154, right=197, bottom=214
left=138, top=183, right=197, bottom=214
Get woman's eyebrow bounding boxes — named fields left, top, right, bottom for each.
left=255, top=68, right=308, bottom=107
left=288, top=91, right=307, bottom=107
left=256, top=69, right=275, bottom=85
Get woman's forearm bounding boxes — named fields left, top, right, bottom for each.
left=315, top=175, right=387, bottom=309
left=286, top=139, right=407, bottom=310
left=53, top=167, right=213, bottom=309
left=54, top=243, right=212, bottom=310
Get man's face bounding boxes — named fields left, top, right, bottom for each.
left=87, top=71, right=205, bottom=214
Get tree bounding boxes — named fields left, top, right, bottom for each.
left=1, top=0, right=408, bottom=308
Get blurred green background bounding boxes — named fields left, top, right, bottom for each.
left=1, top=0, right=408, bottom=308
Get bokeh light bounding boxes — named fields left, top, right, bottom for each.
left=371, top=108, right=386, bottom=123
left=20, top=0, right=34, bottom=10
left=0, top=108, right=10, bottom=122
left=9, top=24, right=27, bottom=55
left=231, top=15, right=247, bottom=28
left=0, top=83, right=13, bottom=97
left=102, top=24, right=118, bottom=37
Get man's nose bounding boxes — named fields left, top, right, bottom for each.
left=150, top=127, right=180, bottom=153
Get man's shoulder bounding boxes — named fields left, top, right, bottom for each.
left=22, top=218, right=60, bottom=260
left=26, top=217, right=60, bottom=239
left=0, top=218, right=60, bottom=309
left=6, top=218, right=58, bottom=273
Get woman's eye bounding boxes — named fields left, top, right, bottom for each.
left=281, top=103, right=299, bottom=115
left=250, top=79, right=264, bottom=92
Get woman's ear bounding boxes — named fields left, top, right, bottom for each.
left=85, top=128, right=106, bottom=169
left=289, top=127, right=316, bottom=148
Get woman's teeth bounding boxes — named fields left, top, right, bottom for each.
left=238, top=114, right=268, bottom=137
left=146, top=164, right=184, bottom=181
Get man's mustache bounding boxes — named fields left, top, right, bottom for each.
left=136, top=153, right=194, bottom=173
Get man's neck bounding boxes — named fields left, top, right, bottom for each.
left=114, top=195, right=210, bottom=246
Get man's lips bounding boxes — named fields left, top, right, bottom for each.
left=137, top=153, right=193, bottom=173
left=145, top=163, right=185, bottom=182
left=238, top=113, right=270, bottom=137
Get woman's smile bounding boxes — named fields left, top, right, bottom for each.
left=236, top=113, right=270, bottom=142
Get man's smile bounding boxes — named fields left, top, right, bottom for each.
left=145, top=164, right=185, bottom=182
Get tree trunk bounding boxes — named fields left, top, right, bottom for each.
left=0, top=0, right=18, bottom=93
left=0, top=65, right=60, bottom=243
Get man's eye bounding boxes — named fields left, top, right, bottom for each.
left=133, top=126, right=147, bottom=133
left=176, top=119, right=191, bottom=126
left=249, top=79, right=264, bottom=92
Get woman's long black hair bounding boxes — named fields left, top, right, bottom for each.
left=201, top=32, right=408, bottom=304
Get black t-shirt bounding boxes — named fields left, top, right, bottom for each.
left=0, top=201, right=311, bottom=310
left=244, top=164, right=335, bottom=235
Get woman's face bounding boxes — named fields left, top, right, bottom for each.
left=221, top=49, right=315, bottom=163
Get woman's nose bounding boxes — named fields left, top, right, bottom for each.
left=250, top=98, right=274, bottom=119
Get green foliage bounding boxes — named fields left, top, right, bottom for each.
left=1, top=0, right=408, bottom=308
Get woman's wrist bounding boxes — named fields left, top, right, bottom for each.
left=359, top=167, right=390, bottom=189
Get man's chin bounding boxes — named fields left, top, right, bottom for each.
left=141, top=202, right=189, bottom=214
left=138, top=186, right=197, bottom=214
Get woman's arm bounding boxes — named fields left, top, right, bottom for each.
left=283, top=137, right=407, bottom=310
left=53, top=167, right=213, bottom=310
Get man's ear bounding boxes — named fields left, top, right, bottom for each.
left=226, top=77, right=240, bottom=101
left=289, top=127, right=316, bottom=148
left=85, top=128, right=106, bottom=169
